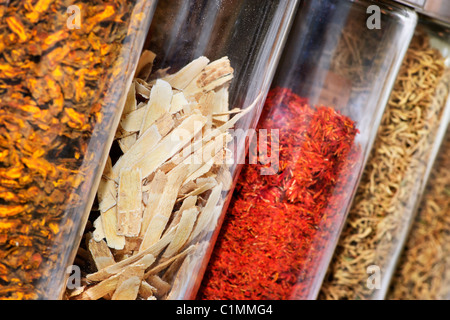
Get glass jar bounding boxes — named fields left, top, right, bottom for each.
left=67, top=0, right=298, bottom=300
left=0, top=1, right=157, bottom=300
left=387, top=21, right=450, bottom=301
left=320, top=15, right=450, bottom=300
left=198, top=0, right=417, bottom=300
left=387, top=124, right=450, bottom=300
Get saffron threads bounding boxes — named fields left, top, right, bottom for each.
left=319, top=32, right=450, bottom=300
left=197, top=88, right=360, bottom=300
left=388, top=127, right=450, bottom=300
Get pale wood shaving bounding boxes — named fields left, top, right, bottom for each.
left=93, top=216, right=105, bottom=242
left=138, top=280, right=156, bottom=300
left=139, top=79, right=173, bottom=137
left=139, top=164, right=192, bottom=251
left=145, top=245, right=196, bottom=278
left=117, top=168, right=142, bottom=237
left=135, top=79, right=151, bottom=99
left=81, top=271, right=121, bottom=300
left=135, top=50, right=156, bottom=81
left=87, top=229, right=174, bottom=282
left=114, top=237, right=142, bottom=258
left=198, top=90, right=216, bottom=117
left=110, top=254, right=155, bottom=300
left=212, top=85, right=231, bottom=122
left=215, top=165, right=233, bottom=192
left=146, top=275, right=171, bottom=299
left=166, top=241, right=208, bottom=300
left=166, top=196, right=198, bottom=232
left=123, top=81, right=137, bottom=115
left=179, top=178, right=217, bottom=200
left=213, top=107, right=242, bottom=117
left=97, top=175, right=117, bottom=213
left=112, top=125, right=162, bottom=180
left=162, top=56, right=210, bottom=90
left=154, top=112, right=175, bottom=139
left=118, top=133, right=137, bottom=154
left=184, top=56, right=234, bottom=98
left=87, top=236, right=116, bottom=271
left=101, top=206, right=125, bottom=250
left=140, top=170, right=167, bottom=237
left=189, top=183, right=223, bottom=243
left=170, top=92, right=190, bottom=114
left=163, top=209, right=199, bottom=259
left=133, top=113, right=207, bottom=181
left=120, top=107, right=146, bottom=133
left=111, top=265, right=144, bottom=300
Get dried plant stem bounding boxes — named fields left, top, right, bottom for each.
left=319, top=32, right=450, bottom=300
left=387, top=127, right=450, bottom=300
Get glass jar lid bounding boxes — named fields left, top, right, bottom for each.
left=393, top=0, right=450, bottom=24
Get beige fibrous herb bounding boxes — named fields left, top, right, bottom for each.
left=319, top=32, right=450, bottom=300
left=67, top=51, right=253, bottom=300
left=388, top=127, right=450, bottom=300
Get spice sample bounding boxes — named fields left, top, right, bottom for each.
left=68, top=51, right=255, bottom=300
left=319, top=31, right=450, bottom=300
left=0, top=0, right=156, bottom=300
left=197, top=88, right=361, bottom=300
left=387, top=126, right=450, bottom=300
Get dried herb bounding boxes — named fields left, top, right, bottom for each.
left=68, top=52, right=257, bottom=300
left=319, top=32, right=450, bottom=300
left=0, top=0, right=154, bottom=300
left=388, top=126, right=450, bottom=300
left=197, top=87, right=360, bottom=300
